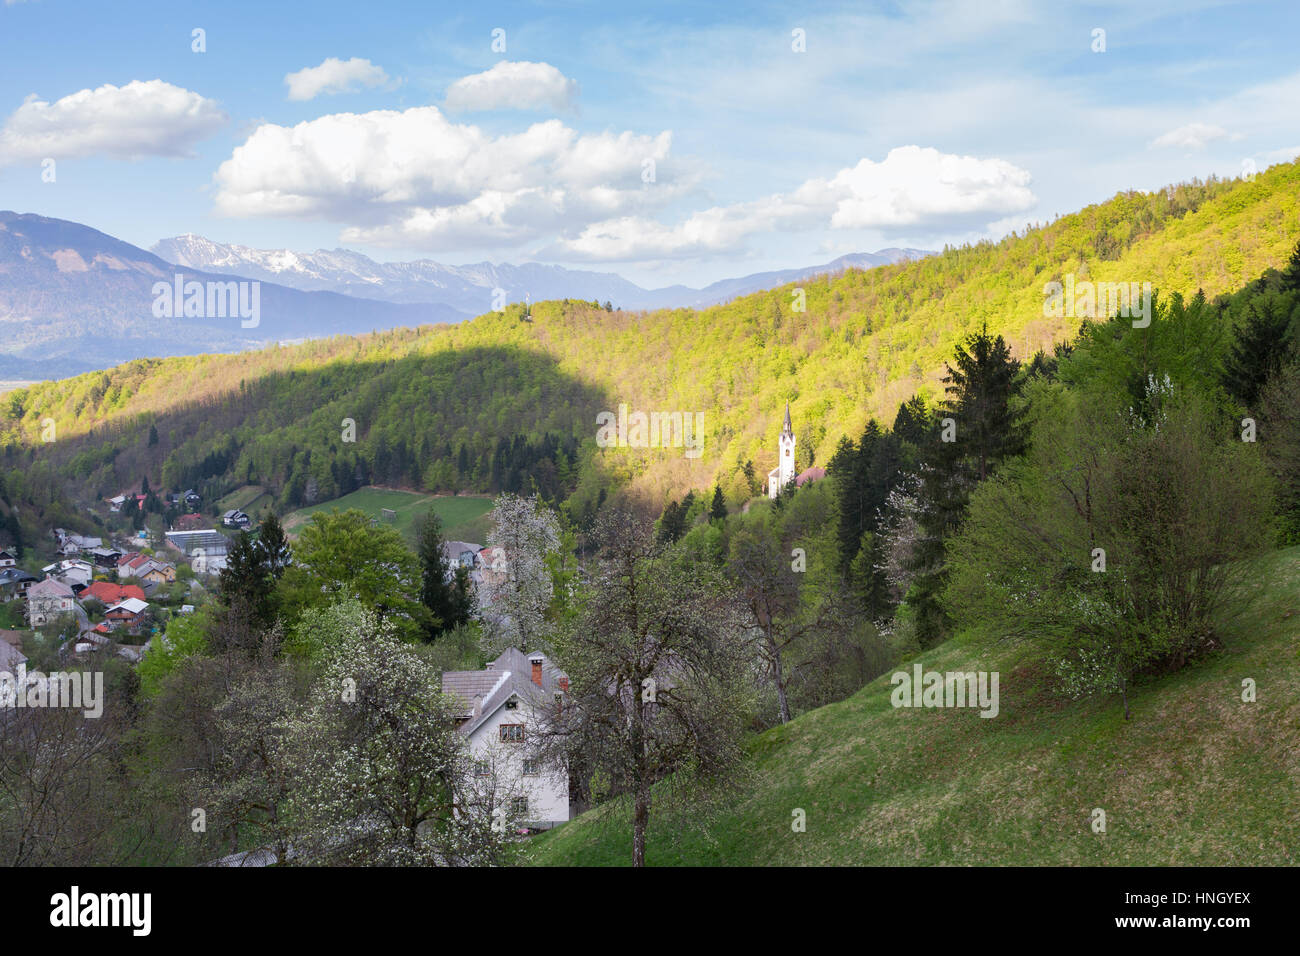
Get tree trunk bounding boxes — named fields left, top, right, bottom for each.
left=632, top=783, right=650, bottom=868
left=770, top=630, right=791, bottom=724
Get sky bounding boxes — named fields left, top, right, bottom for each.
left=0, top=0, right=1297, bottom=288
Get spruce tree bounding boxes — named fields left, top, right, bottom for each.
left=709, top=484, right=728, bottom=521
left=218, top=530, right=275, bottom=627
left=256, top=512, right=291, bottom=578
left=1221, top=292, right=1296, bottom=408
left=911, top=323, right=1026, bottom=643
left=414, top=508, right=457, bottom=641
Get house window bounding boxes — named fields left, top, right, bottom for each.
left=474, top=760, right=491, bottom=776
left=499, top=724, right=524, bottom=743
left=511, top=797, right=528, bottom=816
left=523, top=758, right=540, bottom=776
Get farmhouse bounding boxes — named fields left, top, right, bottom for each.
left=441, top=647, right=571, bottom=829
left=0, top=549, right=15, bottom=567
left=26, top=577, right=75, bottom=626
left=222, top=509, right=251, bottom=529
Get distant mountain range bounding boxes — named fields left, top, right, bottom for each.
left=0, top=212, right=462, bottom=379
left=150, top=236, right=931, bottom=314
left=0, top=208, right=930, bottom=379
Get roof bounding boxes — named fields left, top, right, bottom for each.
left=443, top=540, right=483, bottom=556
left=0, top=568, right=37, bottom=584
left=83, top=581, right=146, bottom=604
left=442, top=647, right=568, bottom=738
left=796, top=466, right=826, bottom=486
left=0, top=637, right=25, bottom=674
left=28, top=577, right=74, bottom=599
left=107, top=597, right=149, bottom=615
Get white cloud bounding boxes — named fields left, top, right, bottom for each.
left=212, top=106, right=686, bottom=250
left=285, top=57, right=391, bottom=101
left=444, top=61, right=578, bottom=112
left=545, top=146, right=1036, bottom=261
left=1260, top=145, right=1300, bottom=164
left=1150, top=122, right=1232, bottom=150
left=0, top=79, right=227, bottom=166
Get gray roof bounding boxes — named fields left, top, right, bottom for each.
left=0, top=636, right=25, bottom=674
left=28, top=577, right=74, bottom=599
left=441, top=647, right=567, bottom=737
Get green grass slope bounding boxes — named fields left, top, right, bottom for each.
left=282, top=486, right=494, bottom=544
left=529, top=547, right=1300, bottom=866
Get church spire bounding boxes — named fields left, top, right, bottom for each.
left=782, top=401, right=793, bottom=437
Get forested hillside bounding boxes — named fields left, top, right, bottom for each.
left=2, top=161, right=1298, bottom=522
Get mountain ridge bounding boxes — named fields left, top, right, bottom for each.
left=149, top=233, right=932, bottom=313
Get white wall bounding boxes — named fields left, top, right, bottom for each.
left=466, top=692, right=569, bottom=826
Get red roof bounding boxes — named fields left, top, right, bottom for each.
left=795, top=466, right=826, bottom=487
left=83, top=581, right=146, bottom=604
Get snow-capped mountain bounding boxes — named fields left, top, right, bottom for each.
left=151, top=235, right=932, bottom=313
left=0, top=213, right=464, bottom=379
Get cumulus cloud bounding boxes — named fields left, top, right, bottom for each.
left=212, top=106, right=684, bottom=249
left=285, top=57, right=391, bottom=101
left=1150, top=122, right=1233, bottom=150
left=0, top=79, right=227, bottom=166
left=544, top=146, right=1036, bottom=261
left=444, top=61, right=578, bottom=112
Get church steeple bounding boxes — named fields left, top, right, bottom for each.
left=768, top=401, right=797, bottom=499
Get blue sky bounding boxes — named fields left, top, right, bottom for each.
left=1, top=0, right=1297, bottom=287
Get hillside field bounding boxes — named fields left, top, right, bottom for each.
left=528, top=548, right=1300, bottom=866
left=281, top=486, right=495, bottom=544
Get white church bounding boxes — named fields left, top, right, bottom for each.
left=767, top=402, right=824, bottom=499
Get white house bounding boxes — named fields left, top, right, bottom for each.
left=0, top=549, right=15, bottom=568
left=441, top=648, right=570, bottom=828
left=767, top=402, right=797, bottom=498
left=26, top=577, right=75, bottom=626
left=41, top=558, right=94, bottom=587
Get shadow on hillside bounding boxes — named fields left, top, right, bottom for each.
left=13, top=344, right=637, bottom=524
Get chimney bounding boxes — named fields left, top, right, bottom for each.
left=530, top=658, right=543, bottom=687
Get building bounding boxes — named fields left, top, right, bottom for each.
left=0, top=567, right=38, bottom=597
left=173, top=513, right=207, bottom=531
left=105, top=597, right=150, bottom=633
left=767, top=402, right=797, bottom=498
left=87, top=546, right=124, bottom=569
left=26, top=577, right=75, bottom=626
left=0, top=549, right=15, bottom=568
left=82, top=581, right=146, bottom=606
left=441, top=648, right=571, bottom=829
left=796, top=465, right=826, bottom=488
left=164, top=529, right=229, bottom=572
left=442, top=541, right=483, bottom=573
left=221, top=509, right=251, bottom=529
left=138, top=560, right=176, bottom=585
left=41, top=558, right=94, bottom=587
